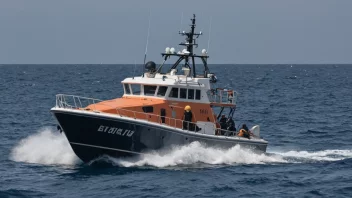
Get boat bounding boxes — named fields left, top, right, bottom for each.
left=51, top=15, right=268, bottom=163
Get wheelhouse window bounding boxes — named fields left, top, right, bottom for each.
left=195, top=89, right=201, bottom=100
left=131, top=84, right=141, bottom=95
left=157, top=86, right=168, bottom=97
left=169, top=87, right=179, bottom=98
left=144, top=85, right=157, bottom=96
left=124, top=84, right=131, bottom=94
left=180, top=88, right=187, bottom=99
left=142, top=106, right=153, bottom=113
left=188, top=89, right=194, bottom=99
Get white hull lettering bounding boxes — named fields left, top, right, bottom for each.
left=127, top=130, right=134, bottom=137
left=98, top=125, right=104, bottom=132
left=116, top=128, right=123, bottom=135
left=97, top=125, right=134, bottom=137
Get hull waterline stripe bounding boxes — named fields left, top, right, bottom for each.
left=70, top=142, right=144, bottom=155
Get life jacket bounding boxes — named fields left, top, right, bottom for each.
left=238, top=129, right=250, bottom=138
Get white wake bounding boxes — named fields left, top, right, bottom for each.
left=10, top=128, right=81, bottom=165
left=104, top=144, right=352, bottom=168
left=106, top=142, right=286, bottom=168
left=271, top=149, right=352, bottom=162
left=10, top=128, right=352, bottom=168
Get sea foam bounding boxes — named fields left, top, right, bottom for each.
left=10, top=128, right=81, bottom=165
left=105, top=142, right=286, bottom=168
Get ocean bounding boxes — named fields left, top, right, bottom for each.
left=0, top=64, right=351, bottom=197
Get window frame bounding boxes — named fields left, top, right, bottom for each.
left=180, top=88, right=187, bottom=99
left=195, top=89, right=201, bottom=100
left=157, top=86, right=168, bottom=97
left=124, top=84, right=131, bottom=95
left=169, top=87, right=179, bottom=98
left=130, top=84, right=141, bottom=95
left=188, top=89, right=195, bottom=100
left=142, top=106, right=154, bottom=113
left=144, top=85, right=157, bottom=96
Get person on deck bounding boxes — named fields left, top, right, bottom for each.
left=219, top=115, right=227, bottom=135
left=241, top=124, right=249, bottom=132
left=183, top=105, right=193, bottom=130
left=228, top=92, right=234, bottom=103
left=225, top=118, right=236, bottom=136
left=238, top=124, right=250, bottom=139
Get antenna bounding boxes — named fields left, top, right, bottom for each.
left=179, top=12, right=184, bottom=32
left=143, top=11, right=152, bottom=65
left=178, top=12, right=184, bottom=53
left=207, top=16, right=212, bottom=53
left=132, top=60, right=137, bottom=79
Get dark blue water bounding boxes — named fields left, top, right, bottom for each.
left=1, top=64, right=352, bottom=197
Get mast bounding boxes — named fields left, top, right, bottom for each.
left=179, top=14, right=198, bottom=77
left=160, top=14, right=210, bottom=78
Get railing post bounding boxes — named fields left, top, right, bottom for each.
left=220, top=90, right=222, bottom=104
left=60, top=95, right=64, bottom=108
left=78, top=97, right=82, bottom=108
left=63, top=95, right=67, bottom=108
left=73, top=96, right=77, bottom=109
left=93, top=99, right=97, bottom=111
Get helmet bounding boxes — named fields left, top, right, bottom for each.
left=184, top=105, right=191, bottom=112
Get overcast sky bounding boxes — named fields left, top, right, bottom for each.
left=1, top=0, right=352, bottom=64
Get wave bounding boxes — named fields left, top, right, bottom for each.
left=10, top=128, right=81, bottom=165
left=10, top=128, right=352, bottom=168
left=271, top=149, right=352, bottom=162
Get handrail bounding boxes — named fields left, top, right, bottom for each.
left=207, top=89, right=238, bottom=105
left=55, top=94, right=250, bottom=138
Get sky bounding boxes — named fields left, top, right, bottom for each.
left=1, top=0, right=352, bottom=64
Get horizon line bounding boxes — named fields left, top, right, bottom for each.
left=1, top=63, right=352, bottom=65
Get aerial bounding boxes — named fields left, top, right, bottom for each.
left=1, top=0, right=352, bottom=197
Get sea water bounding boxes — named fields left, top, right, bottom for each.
left=1, top=64, right=352, bottom=197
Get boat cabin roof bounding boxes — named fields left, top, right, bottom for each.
left=122, top=73, right=210, bottom=88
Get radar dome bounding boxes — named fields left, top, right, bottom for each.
left=170, top=47, right=175, bottom=54
left=145, top=61, right=156, bottom=72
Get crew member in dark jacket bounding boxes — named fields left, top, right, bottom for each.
left=219, top=115, right=227, bottom=135
left=225, top=118, right=236, bottom=136
left=183, top=105, right=193, bottom=130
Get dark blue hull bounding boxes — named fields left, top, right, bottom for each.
left=52, top=109, right=267, bottom=162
